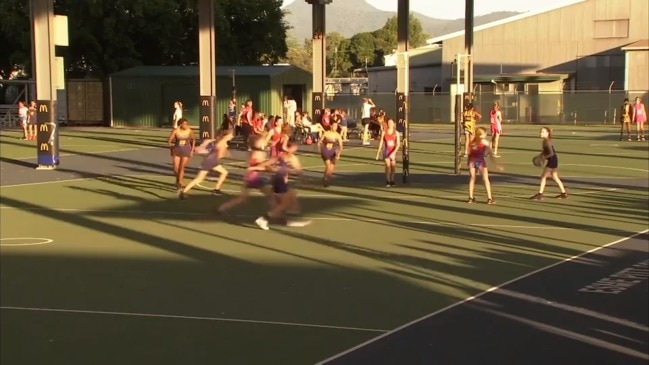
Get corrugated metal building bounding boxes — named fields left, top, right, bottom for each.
left=109, top=65, right=312, bottom=128
left=370, top=0, right=649, bottom=93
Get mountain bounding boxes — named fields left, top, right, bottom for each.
left=283, top=0, right=519, bottom=41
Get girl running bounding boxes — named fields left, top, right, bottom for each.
left=167, top=118, right=195, bottom=191
left=490, top=101, right=503, bottom=157
left=375, top=118, right=400, bottom=187
left=531, top=127, right=568, bottom=200
left=319, top=120, right=344, bottom=187
left=180, top=129, right=234, bottom=199
left=633, top=97, right=646, bottom=141
left=254, top=142, right=305, bottom=230
left=217, top=135, right=273, bottom=214
left=467, top=127, right=501, bottom=204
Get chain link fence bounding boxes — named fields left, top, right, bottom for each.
left=324, top=90, right=649, bottom=125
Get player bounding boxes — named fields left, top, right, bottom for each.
left=462, top=103, right=482, bottom=157
left=167, top=118, right=195, bottom=191
left=620, top=98, right=632, bottom=141
left=217, top=135, right=273, bottom=214
left=375, top=118, right=400, bottom=187
left=530, top=127, right=568, bottom=200
left=632, top=97, right=646, bottom=141
left=467, top=127, right=501, bottom=204
left=319, top=120, right=344, bottom=187
left=179, top=129, right=233, bottom=199
left=489, top=101, right=503, bottom=157
left=254, top=142, right=308, bottom=230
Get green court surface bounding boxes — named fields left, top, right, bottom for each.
left=1, top=125, right=648, bottom=364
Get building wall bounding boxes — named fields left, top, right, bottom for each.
left=270, top=67, right=313, bottom=115
left=368, top=65, right=443, bottom=93
left=110, top=75, right=273, bottom=127
left=626, top=50, right=649, bottom=91
left=438, top=0, right=649, bottom=90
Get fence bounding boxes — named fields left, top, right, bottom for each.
left=324, top=90, right=649, bottom=125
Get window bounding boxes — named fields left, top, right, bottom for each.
left=594, top=19, right=629, bottom=39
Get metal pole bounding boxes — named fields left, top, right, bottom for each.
left=465, top=0, right=474, bottom=98
left=198, top=0, right=216, bottom=141
left=32, top=0, right=59, bottom=169
left=397, top=0, right=409, bottom=183
left=454, top=94, right=463, bottom=175
left=607, top=81, right=614, bottom=124
left=311, top=3, right=326, bottom=122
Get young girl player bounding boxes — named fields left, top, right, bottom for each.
left=179, top=129, right=233, bottom=199
left=489, top=101, right=503, bottom=157
left=633, top=97, right=647, bottom=141
left=467, top=127, right=501, bottom=204
left=375, top=118, right=400, bottom=187
left=530, top=127, right=568, bottom=200
left=217, top=135, right=273, bottom=214
left=167, top=118, right=195, bottom=191
left=319, top=120, right=344, bottom=187
left=254, top=142, right=307, bottom=230
left=462, top=103, right=482, bottom=157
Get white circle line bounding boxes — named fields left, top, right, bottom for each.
left=0, top=237, right=54, bottom=247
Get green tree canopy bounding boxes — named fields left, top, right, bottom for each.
left=0, top=0, right=289, bottom=78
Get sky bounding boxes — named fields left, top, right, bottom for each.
left=282, top=0, right=579, bottom=19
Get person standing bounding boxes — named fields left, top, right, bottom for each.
left=361, top=97, right=375, bottom=146
left=632, top=97, right=646, bottom=141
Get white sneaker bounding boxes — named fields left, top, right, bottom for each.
left=255, top=216, right=269, bottom=230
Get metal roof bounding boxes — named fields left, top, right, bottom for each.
left=448, top=73, right=572, bottom=83
left=110, top=65, right=303, bottom=77
left=425, top=0, right=586, bottom=45
left=622, top=40, right=649, bottom=51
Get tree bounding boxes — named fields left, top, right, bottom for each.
left=372, top=14, right=430, bottom=63
left=325, top=32, right=352, bottom=77
left=0, top=0, right=31, bottom=78
left=348, top=32, right=376, bottom=71
left=0, top=0, right=290, bottom=78
left=283, top=37, right=312, bottom=72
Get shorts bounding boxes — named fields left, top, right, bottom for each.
left=200, top=155, right=220, bottom=171
left=341, top=119, right=348, bottom=127
left=361, top=118, right=371, bottom=126
left=383, top=148, right=397, bottom=161
left=28, top=116, right=37, bottom=126
left=272, top=176, right=289, bottom=194
left=622, top=116, right=631, bottom=124
left=321, top=145, right=338, bottom=163
left=546, top=155, right=559, bottom=169
left=173, top=144, right=192, bottom=158
left=470, top=159, right=486, bottom=169
left=245, top=176, right=266, bottom=189
left=19, top=118, right=27, bottom=127
left=490, top=123, right=502, bottom=135
left=463, top=122, right=475, bottom=135
left=636, top=119, right=646, bottom=125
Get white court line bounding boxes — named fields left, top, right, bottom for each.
left=314, top=228, right=649, bottom=364
left=7, top=146, right=160, bottom=161
left=0, top=306, right=388, bottom=333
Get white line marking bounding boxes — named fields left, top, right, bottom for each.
left=6, top=146, right=159, bottom=161
left=314, top=228, right=649, bottom=364
left=0, top=237, right=53, bottom=247
left=589, top=144, right=619, bottom=147
left=561, top=164, right=649, bottom=173
left=0, top=306, right=388, bottom=333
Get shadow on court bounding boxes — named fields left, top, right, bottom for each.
left=319, top=233, right=649, bottom=365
